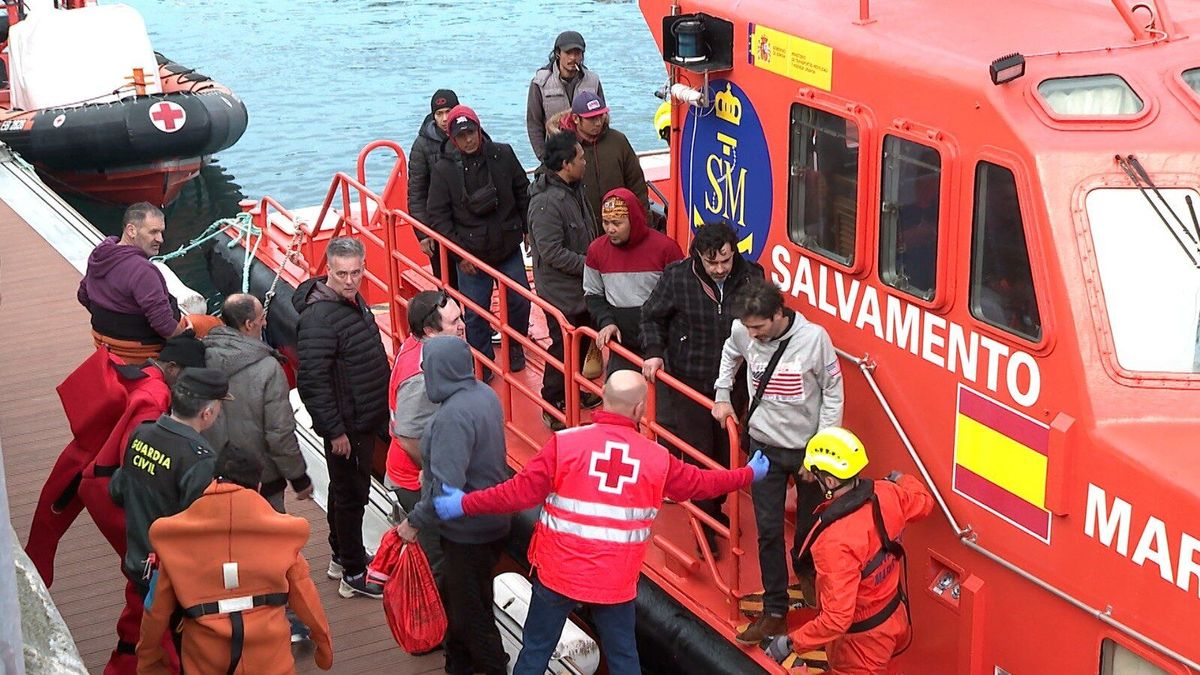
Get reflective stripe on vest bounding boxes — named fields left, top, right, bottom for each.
left=539, top=511, right=651, bottom=544
left=546, top=492, right=658, bottom=521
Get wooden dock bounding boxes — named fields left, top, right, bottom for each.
left=0, top=197, right=443, bottom=673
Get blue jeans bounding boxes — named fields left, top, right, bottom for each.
left=457, top=249, right=530, bottom=365
left=514, top=577, right=640, bottom=675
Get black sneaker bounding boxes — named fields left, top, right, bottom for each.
left=580, top=392, right=602, bottom=409
left=338, top=573, right=383, bottom=599
left=542, top=410, right=567, bottom=431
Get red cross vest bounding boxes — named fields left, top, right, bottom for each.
left=531, top=412, right=670, bottom=605
left=385, top=335, right=423, bottom=490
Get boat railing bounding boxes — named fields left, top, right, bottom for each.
left=260, top=139, right=773, bottom=665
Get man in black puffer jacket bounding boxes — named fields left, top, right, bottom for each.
left=292, top=237, right=390, bottom=599
left=426, top=104, right=532, bottom=373
left=408, top=88, right=459, bottom=287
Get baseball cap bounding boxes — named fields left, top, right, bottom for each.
left=450, top=113, right=478, bottom=137
left=555, top=30, right=586, bottom=52
left=430, top=89, right=459, bottom=114
left=175, top=367, right=234, bottom=401
left=158, top=330, right=206, bottom=368
left=571, top=90, right=609, bottom=118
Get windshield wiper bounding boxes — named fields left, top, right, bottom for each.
left=1116, top=154, right=1200, bottom=268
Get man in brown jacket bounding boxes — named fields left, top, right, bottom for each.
left=548, top=90, right=649, bottom=227
left=137, top=446, right=332, bottom=674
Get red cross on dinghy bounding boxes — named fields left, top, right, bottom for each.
left=149, top=101, right=187, bottom=133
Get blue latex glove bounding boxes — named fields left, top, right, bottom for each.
left=749, top=450, right=770, bottom=482
left=434, top=484, right=465, bottom=520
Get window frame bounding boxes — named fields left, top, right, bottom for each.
left=1025, top=69, right=1157, bottom=131
left=782, top=90, right=877, bottom=276
left=878, top=131, right=950, bottom=305
left=967, top=160, right=1045, bottom=344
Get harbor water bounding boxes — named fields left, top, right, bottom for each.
left=73, top=0, right=667, bottom=302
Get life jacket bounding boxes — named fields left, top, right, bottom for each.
left=385, top=335, right=423, bottom=490
left=794, top=479, right=909, bottom=634
left=530, top=415, right=669, bottom=605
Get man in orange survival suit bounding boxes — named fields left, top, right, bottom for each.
left=434, top=370, right=770, bottom=674
left=138, top=446, right=333, bottom=674
left=763, top=428, right=933, bottom=674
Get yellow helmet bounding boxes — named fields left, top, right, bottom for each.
left=804, top=427, right=868, bottom=479
left=654, top=100, right=672, bottom=142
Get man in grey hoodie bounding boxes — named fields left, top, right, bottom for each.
left=203, top=294, right=312, bottom=512
left=396, top=336, right=510, bottom=675
left=712, top=278, right=844, bottom=644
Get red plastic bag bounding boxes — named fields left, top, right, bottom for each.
left=371, top=529, right=447, bottom=654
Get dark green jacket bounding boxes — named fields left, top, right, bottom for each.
left=110, top=414, right=216, bottom=589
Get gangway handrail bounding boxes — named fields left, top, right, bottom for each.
left=841, top=346, right=1200, bottom=671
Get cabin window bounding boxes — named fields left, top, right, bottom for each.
left=787, top=104, right=859, bottom=265
left=1183, top=67, right=1200, bottom=96
left=1099, top=639, right=1168, bottom=675
left=1086, top=187, right=1200, bottom=373
left=969, top=163, right=1042, bottom=341
left=1037, top=74, right=1143, bottom=116
left=880, top=136, right=940, bottom=300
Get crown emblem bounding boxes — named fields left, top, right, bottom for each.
left=713, top=84, right=742, bottom=125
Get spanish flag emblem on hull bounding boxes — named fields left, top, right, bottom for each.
left=952, top=385, right=1052, bottom=543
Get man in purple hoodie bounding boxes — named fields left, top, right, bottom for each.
left=78, top=202, right=185, bottom=361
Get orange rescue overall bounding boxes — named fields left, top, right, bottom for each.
left=790, top=475, right=933, bottom=675
left=138, top=481, right=333, bottom=675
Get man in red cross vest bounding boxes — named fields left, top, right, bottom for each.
left=435, top=370, right=770, bottom=674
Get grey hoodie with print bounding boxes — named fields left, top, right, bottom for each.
left=406, top=336, right=511, bottom=543
left=714, top=311, right=844, bottom=450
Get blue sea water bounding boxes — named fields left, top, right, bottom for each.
left=71, top=0, right=668, bottom=295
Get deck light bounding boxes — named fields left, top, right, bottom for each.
left=672, top=18, right=707, bottom=63
left=990, top=53, right=1026, bottom=85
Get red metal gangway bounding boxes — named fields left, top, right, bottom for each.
left=235, top=141, right=809, bottom=673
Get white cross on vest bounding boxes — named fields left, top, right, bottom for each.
left=589, top=441, right=640, bottom=495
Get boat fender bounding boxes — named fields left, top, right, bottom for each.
left=492, top=572, right=599, bottom=675
left=152, top=260, right=206, bottom=315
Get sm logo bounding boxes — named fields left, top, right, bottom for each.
left=681, top=80, right=773, bottom=262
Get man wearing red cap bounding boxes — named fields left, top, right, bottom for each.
left=426, top=104, right=532, bottom=375
left=527, top=30, right=604, bottom=161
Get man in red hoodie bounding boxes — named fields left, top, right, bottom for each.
left=434, top=370, right=769, bottom=674
left=584, top=188, right=683, bottom=375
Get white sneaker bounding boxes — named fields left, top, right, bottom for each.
left=326, top=559, right=343, bottom=580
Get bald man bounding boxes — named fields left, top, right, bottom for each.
left=435, top=371, right=769, bottom=674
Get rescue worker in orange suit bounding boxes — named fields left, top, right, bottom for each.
left=26, top=332, right=205, bottom=675
left=138, top=445, right=333, bottom=674
left=434, top=370, right=771, bottom=674
left=763, top=427, right=933, bottom=674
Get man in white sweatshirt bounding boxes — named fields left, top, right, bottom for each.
left=712, top=278, right=844, bottom=644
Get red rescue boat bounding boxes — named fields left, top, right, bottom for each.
left=0, top=1, right=248, bottom=205
left=208, top=0, right=1200, bottom=671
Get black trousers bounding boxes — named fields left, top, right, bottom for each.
left=323, top=430, right=374, bottom=577
left=658, top=375, right=733, bottom=519
left=749, top=439, right=824, bottom=616
left=542, top=311, right=592, bottom=407
left=440, top=536, right=508, bottom=675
